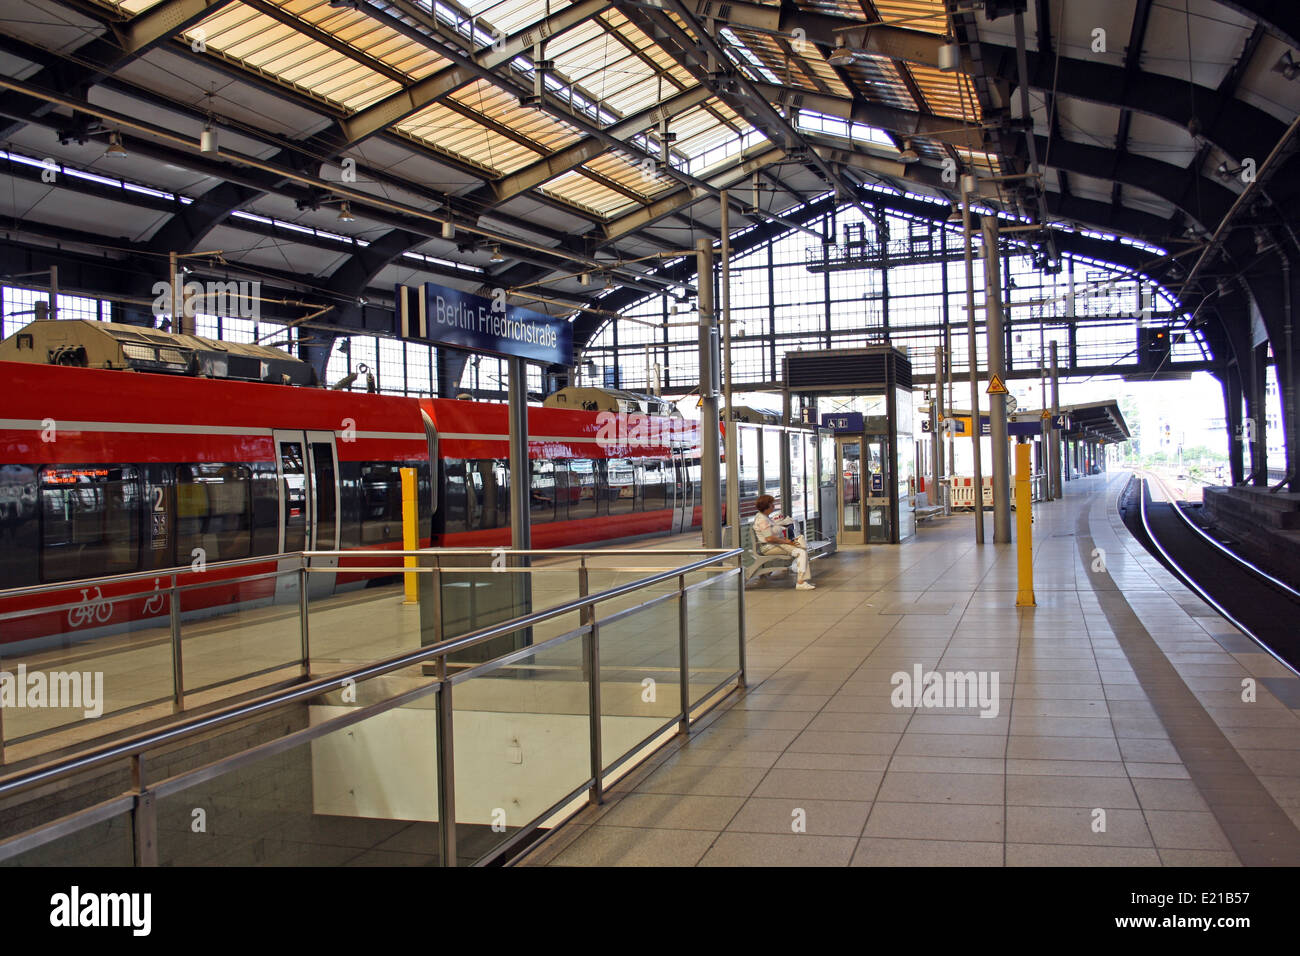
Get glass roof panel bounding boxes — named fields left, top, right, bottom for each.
left=869, top=0, right=950, bottom=35
left=842, top=56, right=918, bottom=112
left=278, top=0, right=448, bottom=79
left=906, top=63, right=981, bottom=120
left=184, top=5, right=401, bottom=111
left=542, top=169, right=640, bottom=217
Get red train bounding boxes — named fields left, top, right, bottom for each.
left=0, top=360, right=704, bottom=648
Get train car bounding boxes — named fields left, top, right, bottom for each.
left=0, top=357, right=702, bottom=649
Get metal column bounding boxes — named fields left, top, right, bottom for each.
left=981, top=216, right=1011, bottom=544
left=697, top=238, right=722, bottom=548
left=962, top=175, right=984, bottom=543
left=1049, top=341, right=1062, bottom=499
left=507, top=356, right=531, bottom=550
left=932, top=346, right=943, bottom=504
left=721, top=192, right=740, bottom=549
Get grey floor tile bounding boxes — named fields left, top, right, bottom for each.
left=895, top=733, right=1008, bottom=758
left=1006, top=774, right=1140, bottom=809
left=773, top=751, right=892, bottom=772
left=1006, top=843, right=1161, bottom=866
left=1143, top=810, right=1234, bottom=851
left=515, top=824, right=590, bottom=867
left=698, top=832, right=857, bottom=867
left=1007, top=736, right=1122, bottom=761
left=862, top=802, right=1005, bottom=842
left=876, top=771, right=1005, bottom=805
left=1004, top=758, right=1128, bottom=778
left=1131, top=778, right=1211, bottom=811
left=1005, top=805, right=1152, bottom=847
left=752, top=768, right=883, bottom=801
left=788, top=730, right=902, bottom=755
left=1156, top=848, right=1242, bottom=866
left=851, top=837, right=1003, bottom=867
left=594, top=793, right=745, bottom=831
left=636, top=762, right=768, bottom=797
left=727, top=797, right=872, bottom=837
left=548, top=825, right=718, bottom=867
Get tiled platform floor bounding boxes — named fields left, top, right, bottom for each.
left=520, top=472, right=1300, bottom=867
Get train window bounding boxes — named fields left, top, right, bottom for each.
left=359, top=463, right=403, bottom=544
left=553, top=461, right=569, bottom=523
left=39, top=465, right=142, bottom=582
left=442, top=460, right=468, bottom=536
left=467, top=459, right=509, bottom=531
left=638, top=460, right=667, bottom=511
left=607, top=458, right=635, bottom=515
left=530, top=460, right=555, bottom=523
left=567, top=459, right=596, bottom=520
left=176, top=465, right=253, bottom=563
left=278, top=440, right=307, bottom=553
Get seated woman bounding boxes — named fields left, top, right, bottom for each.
left=752, top=494, right=814, bottom=590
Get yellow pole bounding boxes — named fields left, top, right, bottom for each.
left=1014, top=442, right=1035, bottom=607
left=401, top=466, right=418, bottom=605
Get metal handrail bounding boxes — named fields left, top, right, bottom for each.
left=0, top=548, right=742, bottom=800
left=0, top=547, right=737, bottom=601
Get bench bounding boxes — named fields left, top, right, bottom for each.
left=740, top=522, right=833, bottom=586
left=913, top=490, right=944, bottom=523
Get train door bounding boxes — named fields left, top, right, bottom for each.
left=671, top=448, right=693, bottom=534
left=272, top=430, right=340, bottom=601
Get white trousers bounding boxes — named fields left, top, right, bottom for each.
left=758, top=535, right=810, bottom=583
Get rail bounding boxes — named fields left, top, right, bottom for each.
left=0, top=546, right=746, bottom=866
left=1134, top=476, right=1299, bottom=679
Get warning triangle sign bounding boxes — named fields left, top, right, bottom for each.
left=986, top=374, right=1009, bottom=395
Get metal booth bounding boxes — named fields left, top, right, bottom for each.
left=785, top=346, right=914, bottom=545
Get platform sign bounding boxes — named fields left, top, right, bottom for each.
left=1007, top=420, right=1044, bottom=438
left=820, top=412, right=864, bottom=433
left=396, top=282, right=573, bottom=366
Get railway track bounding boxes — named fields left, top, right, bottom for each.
left=1120, top=471, right=1300, bottom=676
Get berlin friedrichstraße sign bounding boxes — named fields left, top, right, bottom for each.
left=395, top=282, right=574, bottom=366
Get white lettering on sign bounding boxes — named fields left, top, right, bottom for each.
left=431, top=295, right=559, bottom=350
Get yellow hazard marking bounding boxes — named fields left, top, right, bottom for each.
left=986, top=374, right=1008, bottom=394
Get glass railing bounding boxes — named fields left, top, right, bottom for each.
left=0, top=546, right=744, bottom=866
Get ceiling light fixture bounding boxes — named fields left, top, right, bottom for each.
left=200, top=84, right=219, bottom=155
left=938, top=40, right=961, bottom=72
left=441, top=220, right=455, bottom=239
left=827, top=39, right=856, bottom=67
left=104, top=130, right=126, bottom=158
left=897, top=139, right=920, bottom=163
left=947, top=203, right=963, bottom=222
left=1274, top=51, right=1298, bottom=81
left=490, top=245, right=504, bottom=262
left=337, top=202, right=355, bottom=222
left=578, top=273, right=590, bottom=286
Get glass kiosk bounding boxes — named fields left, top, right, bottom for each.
left=790, top=346, right=914, bottom=546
